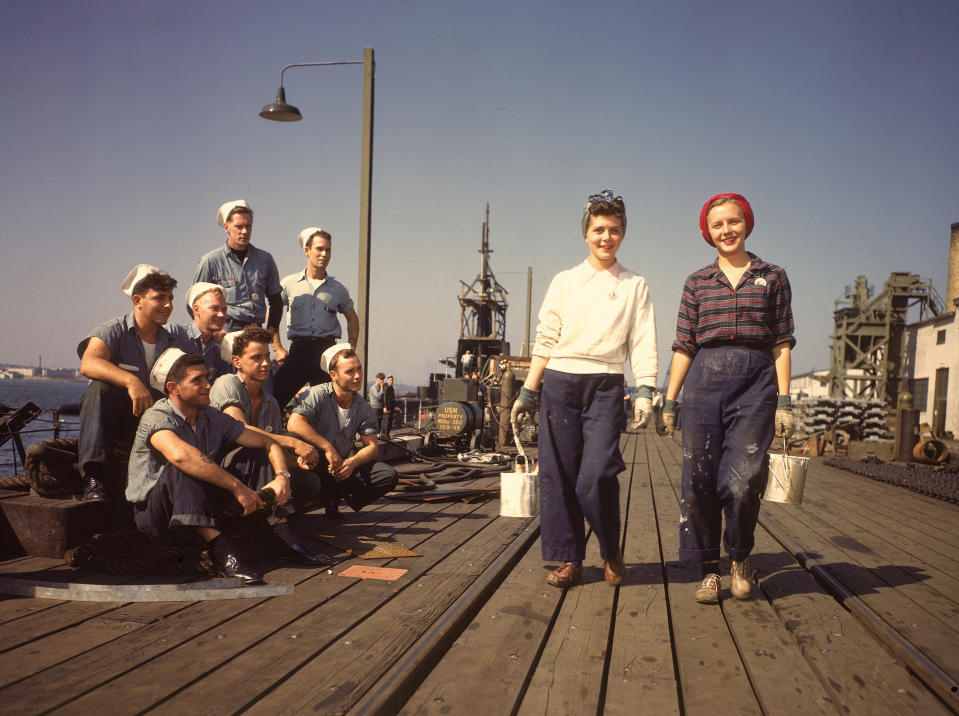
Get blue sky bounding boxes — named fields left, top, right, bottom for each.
left=1, top=0, right=957, bottom=385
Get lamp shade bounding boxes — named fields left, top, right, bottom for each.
left=259, top=86, right=302, bottom=121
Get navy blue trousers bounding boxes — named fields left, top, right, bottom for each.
left=679, top=345, right=777, bottom=563
left=538, top=370, right=626, bottom=563
left=78, top=380, right=140, bottom=478
left=272, top=338, right=337, bottom=409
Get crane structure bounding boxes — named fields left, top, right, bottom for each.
left=826, top=272, right=942, bottom=404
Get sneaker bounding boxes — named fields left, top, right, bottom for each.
left=730, top=559, right=754, bottom=600
left=695, top=573, right=721, bottom=604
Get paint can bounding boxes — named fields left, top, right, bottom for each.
left=500, top=458, right=538, bottom=518
left=762, top=439, right=809, bottom=504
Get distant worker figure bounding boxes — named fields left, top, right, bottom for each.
left=271, top=227, right=358, bottom=408
left=369, top=372, right=387, bottom=433
left=287, top=344, right=397, bottom=516
left=663, top=193, right=795, bottom=605
left=512, top=190, right=658, bottom=589
left=210, top=327, right=329, bottom=564
left=192, top=200, right=283, bottom=337
left=126, top=348, right=293, bottom=584
left=76, top=265, right=187, bottom=502
left=170, top=282, right=232, bottom=383
left=460, top=350, right=473, bottom=377
left=383, top=374, right=397, bottom=437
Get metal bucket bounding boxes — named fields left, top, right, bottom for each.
left=762, top=440, right=809, bottom=504
left=500, top=460, right=539, bottom=518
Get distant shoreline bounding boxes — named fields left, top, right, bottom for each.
left=0, top=376, right=85, bottom=383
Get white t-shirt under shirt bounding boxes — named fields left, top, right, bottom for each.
left=141, top=338, right=158, bottom=370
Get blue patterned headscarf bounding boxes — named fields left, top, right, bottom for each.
left=582, top=189, right=626, bottom=236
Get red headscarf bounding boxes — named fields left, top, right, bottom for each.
left=699, top=193, right=754, bottom=246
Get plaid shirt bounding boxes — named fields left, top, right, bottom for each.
left=672, top=252, right=795, bottom=356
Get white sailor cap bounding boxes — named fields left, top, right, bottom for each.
left=150, top=348, right=187, bottom=393
left=217, top=200, right=253, bottom=227
left=220, top=330, right=244, bottom=363
left=186, top=282, right=224, bottom=312
left=320, top=342, right=353, bottom=373
left=298, top=226, right=327, bottom=250
left=120, top=264, right=162, bottom=298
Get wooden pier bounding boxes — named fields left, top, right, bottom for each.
left=0, top=432, right=957, bottom=715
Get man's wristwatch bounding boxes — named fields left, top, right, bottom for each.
left=278, top=471, right=292, bottom=480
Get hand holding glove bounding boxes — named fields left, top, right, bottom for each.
left=774, top=395, right=795, bottom=440
left=511, top=386, right=539, bottom=425
left=630, top=385, right=654, bottom=429
left=662, top=398, right=678, bottom=437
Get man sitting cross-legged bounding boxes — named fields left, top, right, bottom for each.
left=210, top=326, right=330, bottom=564
left=287, top=343, right=397, bottom=516
left=126, top=349, right=293, bottom=584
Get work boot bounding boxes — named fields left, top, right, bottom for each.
left=730, top=559, right=754, bottom=600
left=272, top=522, right=330, bottom=566
left=695, top=573, right=721, bottom=604
left=545, top=562, right=583, bottom=588
left=81, top=475, right=108, bottom=502
left=208, top=535, right=264, bottom=584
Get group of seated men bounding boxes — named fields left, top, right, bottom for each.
left=75, top=199, right=397, bottom=584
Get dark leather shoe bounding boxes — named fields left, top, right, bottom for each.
left=208, top=535, right=263, bottom=584
left=81, top=477, right=107, bottom=502
left=288, top=540, right=330, bottom=565
left=546, top=562, right=583, bottom=588
left=604, top=554, right=626, bottom=586
left=325, top=499, right=342, bottom=519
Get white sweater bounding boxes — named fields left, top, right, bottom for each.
left=531, top=259, right=658, bottom=386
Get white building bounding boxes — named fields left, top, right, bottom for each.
left=902, top=308, right=958, bottom=438
left=789, top=370, right=830, bottom=400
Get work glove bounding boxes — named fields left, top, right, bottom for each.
left=774, top=395, right=795, bottom=440
left=662, top=398, right=678, bottom=437
left=511, top=386, right=539, bottom=426
left=630, top=385, right=653, bottom=429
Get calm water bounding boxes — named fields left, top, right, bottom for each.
left=0, top=378, right=87, bottom=474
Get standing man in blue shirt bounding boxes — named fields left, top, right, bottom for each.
left=192, top=200, right=283, bottom=337
left=271, top=227, right=359, bottom=408
left=76, top=264, right=187, bottom=502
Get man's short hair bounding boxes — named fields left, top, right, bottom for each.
left=191, top=285, right=224, bottom=308
left=581, top=193, right=627, bottom=236
left=232, top=325, right=273, bottom=359
left=375, top=372, right=386, bottom=380
left=166, top=353, right=206, bottom=392
left=330, top=347, right=358, bottom=372
left=226, top=206, right=252, bottom=223
left=306, top=229, right=332, bottom=249
left=133, top=271, right=177, bottom=297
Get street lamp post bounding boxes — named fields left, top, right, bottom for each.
left=260, top=47, right=375, bottom=395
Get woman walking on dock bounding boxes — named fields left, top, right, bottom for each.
left=512, top=190, right=658, bottom=588
left=663, top=193, right=795, bottom=603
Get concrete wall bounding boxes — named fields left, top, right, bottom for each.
left=903, top=310, right=959, bottom=437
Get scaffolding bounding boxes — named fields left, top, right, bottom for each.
left=826, top=273, right=942, bottom=404
left=456, top=203, right=509, bottom=376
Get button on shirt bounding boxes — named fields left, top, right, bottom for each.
left=291, top=382, right=377, bottom=458
left=531, top=260, right=658, bottom=386
left=169, top=322, right=232, bottom=383
left=280, top=271, right=354, bottom=339
left=209, top=374, right=282, bottom=433
left=671, top=252, right=795, bottom=357
left=77, top=312, right=188, bottom=399
left=193, top=243, right=281, bottom=328
left=125, top=399, right=245, bottom=503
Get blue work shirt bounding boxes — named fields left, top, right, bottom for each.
left=77, top=312, right=188, bottom=399
left=193, top=242, right=282, bottom=329
left=168, top=322, right=232, bottom=383
left=126, top=398, right=245, bottom=503
left=210, top=374, right=283, bottom=433
left=369, top=382, right=384, bottom=412
left=280, top=271, right=354, bottom=339
left=291, top=382, right=377, bottom=458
